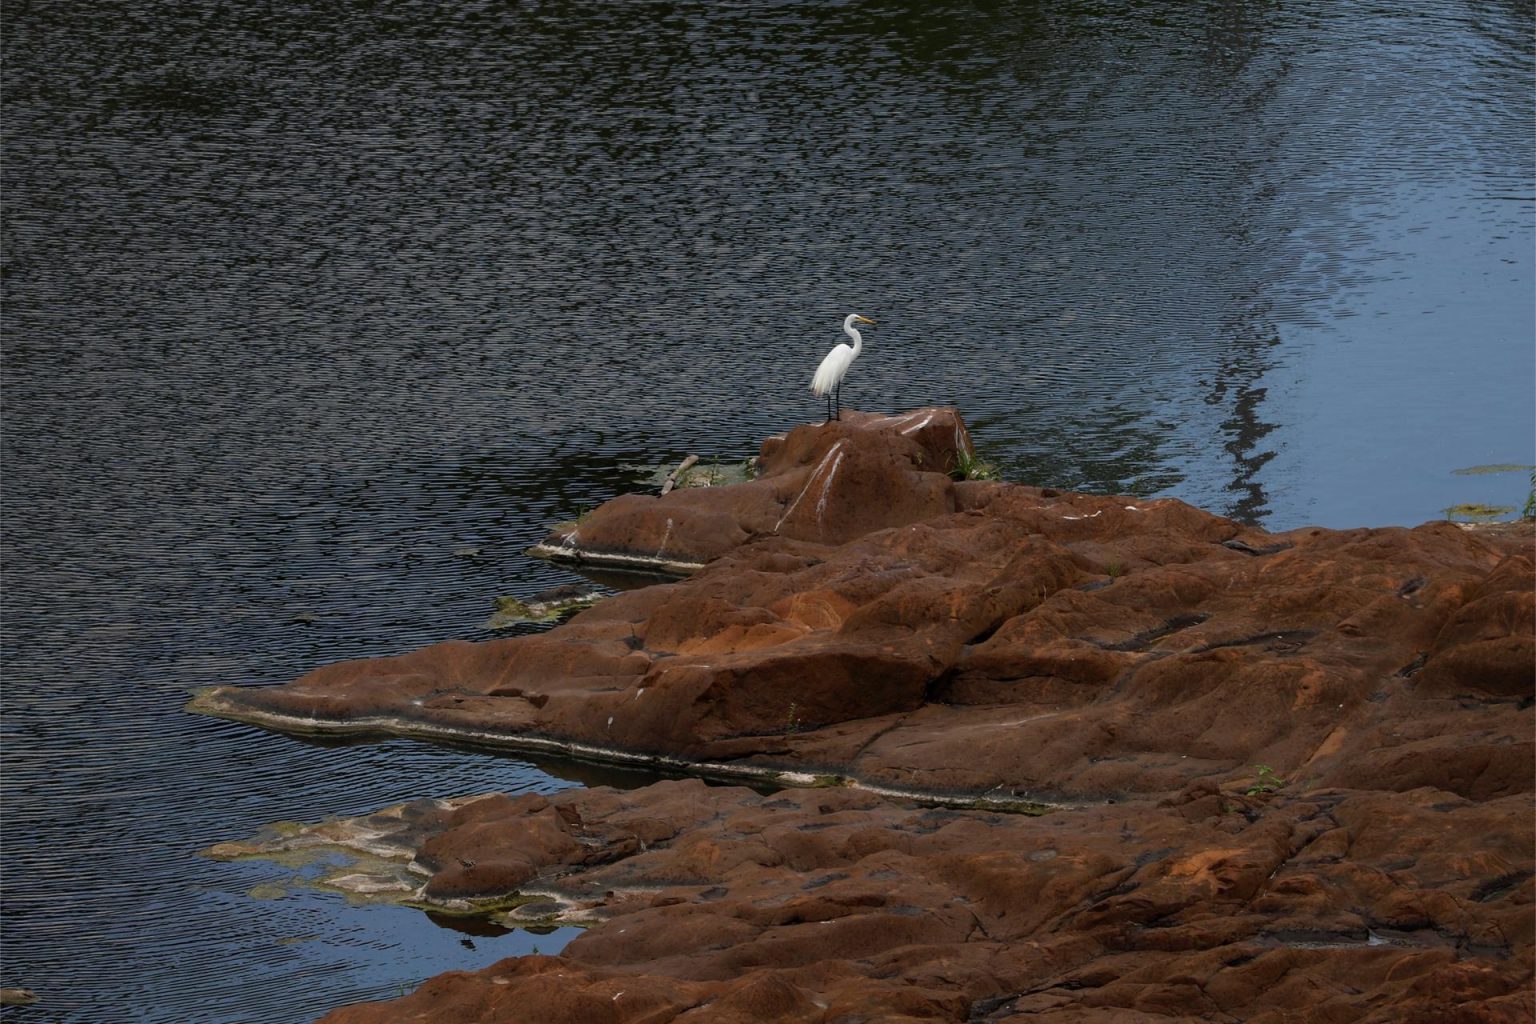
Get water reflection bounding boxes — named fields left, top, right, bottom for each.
left=2, top=0, right=1531, bottom=1020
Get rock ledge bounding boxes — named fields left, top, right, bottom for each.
left=190, top=410, right=1534, bottom=1023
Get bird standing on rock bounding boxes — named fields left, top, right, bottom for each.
left=811, top=313, right=875, bottom=422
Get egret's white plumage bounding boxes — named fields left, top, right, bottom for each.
left=811, top=313, right=874, bottom=421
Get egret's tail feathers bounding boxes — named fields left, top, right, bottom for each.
left=811, top=346, right=851, bottom=396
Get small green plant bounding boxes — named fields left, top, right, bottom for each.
left=951, top=449, right=999, bottom=481
left=1523, top=470, right=1535, bottom=521
left=1243, top=764, right=1286, bottom=796
left=1105, top=560, right=1125, bottom=580
left=785, top=701, right=802, bottom=734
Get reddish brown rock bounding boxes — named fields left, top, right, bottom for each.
left=293, top=779, right=1532, bottom=1024
left=527, top=408, right=974, bottom=570
left=190, top=411, right=1533, bottom=805
left=186, top=409, right=1535, bottom=1023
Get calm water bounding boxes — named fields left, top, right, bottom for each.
left=3, top=1, right=1532, bottom=1020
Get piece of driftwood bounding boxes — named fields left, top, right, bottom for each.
left=660, top=454, right=700, bottom=496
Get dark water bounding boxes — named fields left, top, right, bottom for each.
left=3, top=1, right=1531, bottom=1021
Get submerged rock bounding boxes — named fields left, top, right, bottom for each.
left=201, top=794, right=558, bottom=915
left=484, top=584, right=606, bottom=629
left=188, top=408, right=1535, bottom=1024
left=1446, top=502, right=1517, bottom=522
left=634, top=453, right=756, bottom=495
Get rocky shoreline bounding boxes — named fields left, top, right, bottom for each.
left=190, top=409, right=1534, bottom=1022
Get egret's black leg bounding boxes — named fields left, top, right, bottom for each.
left=825, top=392, right=833, bottom=423
left=834, top=382, right=842, bottom=421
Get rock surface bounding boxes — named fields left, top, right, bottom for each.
left=525, top=408, right=975, bottom=571
left=278, top=778, right=1532, bottom=1024
left=187, top=409, right=1536, bottom=1022
left=191, top=410, right=1532, bottom=806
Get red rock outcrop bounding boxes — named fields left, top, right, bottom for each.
left=526, top=408, right=975, bottom=571
left=191, top=411, right=1532, bottom=805
left=283, top=779, right=1531, bottom=1023
left=187, top=409, right=1535, bottom=1022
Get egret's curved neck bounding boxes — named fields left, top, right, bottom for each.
left=843, top=321, right=863, bottom=355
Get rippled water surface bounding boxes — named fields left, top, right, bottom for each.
left=3, top=1, right=1532, bottom=1020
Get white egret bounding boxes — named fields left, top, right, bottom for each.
left=810, top=313, right=875, bottom=422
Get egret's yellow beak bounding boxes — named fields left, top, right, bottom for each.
left=856, top=316, right=876, bottom=325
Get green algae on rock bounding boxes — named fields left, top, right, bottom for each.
left=626, top=455, right=757, bottom=492
left=201, top=795, right=576, bottom=920
left=202, top=807, right=439, bottom=908
left=1450, top=464, right=1534, bottom=476
left=1444, top=502, right=1516, bottom=521
left=484, top=584, right=606, bottom=629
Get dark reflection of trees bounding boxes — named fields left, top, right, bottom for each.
left=867, top=0, right=1289, bottom=523
left=14, top=0, right=1502, bottom=527
left=1208, top=314, right=1280, bottom=524
left=1192, top=0, right=1284, bottom=524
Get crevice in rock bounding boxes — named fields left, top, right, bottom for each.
left=1099, top=652, right=1174, bottom=699
left=924, top=665, right=958, bottom=705
left=1193, top=629, right=1316, bottom=654
left=1222, top=538, right=1294, bottom=556
left=962, top=621, right=1002, bottom=648
left=1472, top=870, right=1533, bottom=903
left=1094, top=612, right=1211, bottom=652
left=967, top=992, right=1017, bottom=1021
left=842, top=710, right=917, bottom=766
